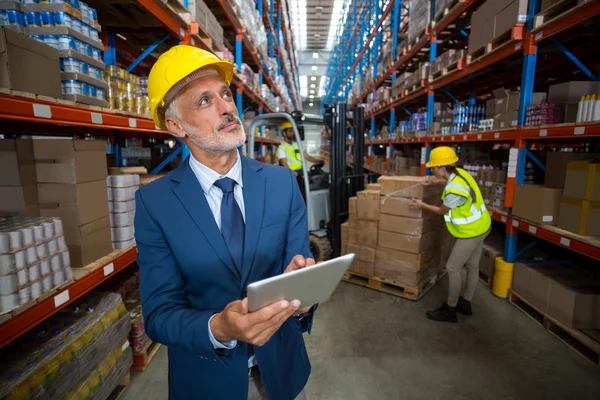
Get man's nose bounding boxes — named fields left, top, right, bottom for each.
left=218, top=95, right=237, bottom=116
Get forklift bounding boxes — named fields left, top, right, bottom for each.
left=246, top=104, right=365, bottom=261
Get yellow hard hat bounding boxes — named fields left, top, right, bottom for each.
left=148, top=45, right=234, bottom=129
left=280, top=121, right=293, bottom=130
left=426, top=146, right=459, bottom=168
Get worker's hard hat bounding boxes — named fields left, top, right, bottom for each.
left=148, top=45, right=234, bottom=129
left=426, top=146, right=459, bottom=168
left=280, top=121, right=293, bottom=130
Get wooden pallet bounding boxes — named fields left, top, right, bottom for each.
left=466, top=45, right=486, bottom=65
left=429, top=58, right=465, bottom=82
left=479, top=271, right=493, bottom=288
left=72, top=248, right=135, bottom=280
left=131, top=342, right=162, bottom=372
left=534, top=0, right=590, bottom=29
left=342, top=270, right=446, bottom=301
left=508, top=289, right=600, bottom=367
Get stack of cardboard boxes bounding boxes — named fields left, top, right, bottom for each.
left=557, top=161, right=600, bottom=237
left=468, top=0, right=529, bottom=54
left=513, top=263, right=600, bottom=330
left=0, top=140, right=39, bottom=217
left=35, top=139, right=112, bottom=268
left=342, top=176, right=454, bottom=294
left=487, top=88, right=546, bottom=130
left=477, top=167, right=508, bottom=210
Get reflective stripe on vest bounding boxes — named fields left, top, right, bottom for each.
left=444, top=203, right=487, bottom=225
left=279, top=142, right=303, bottom=171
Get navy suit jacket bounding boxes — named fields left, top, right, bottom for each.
left=134, top=155, right=314, bottom=400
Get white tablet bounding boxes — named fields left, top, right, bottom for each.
left=247, top=253, right=356, bottom=312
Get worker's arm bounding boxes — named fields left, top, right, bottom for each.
left=279, top=158, right=290, bottom=168
left=283, top=168, right=318, bottom=333
left=411, top=200, right=450, bottom=216
left=135, top=190, right=226, bottom=361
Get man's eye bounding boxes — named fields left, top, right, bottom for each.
left=199, top=98, right=209, bottom=105
left=223, top=91, right=232, bottom=99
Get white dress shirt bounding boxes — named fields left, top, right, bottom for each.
left=188, top=153, right=244, bottom=353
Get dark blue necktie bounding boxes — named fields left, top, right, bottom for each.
left=214, top=177, right=245, bottom=275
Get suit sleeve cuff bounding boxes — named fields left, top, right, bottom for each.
left=208, top=314, right=237, bottom=349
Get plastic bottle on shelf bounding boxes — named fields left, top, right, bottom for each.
left=576, top=95, right=585, bottom=122
left=594, top=94, right=600, bottom=122
left=586, top=94, right=597, bottom=122
left=581, top=95, right=591, bottom=122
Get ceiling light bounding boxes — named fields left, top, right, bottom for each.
left=309, top=102, right=314, bottom=107
left=310, top=84, right=315, bottom=88
left=116, top=33, right=128, bottom=41
left=311, top=66, right=317, bottom=71
left=309, top=95, right=314, bottom=99
left=310, top=76, right=316, bottom=81
left=310, top=90, right=315, bottom=94
left=312, top=52, right=319, bottom=59
left=314, top=33, right=321, bottom=38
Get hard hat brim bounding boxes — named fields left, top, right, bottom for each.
left=426, top=155, right=459, bottom=168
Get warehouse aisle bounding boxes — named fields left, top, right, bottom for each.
left=122, top=282, right=600, bottom=400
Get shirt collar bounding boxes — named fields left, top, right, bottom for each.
left=189, top=150, right=243, bottom=195
left=448, top=172, right=457, bottom=182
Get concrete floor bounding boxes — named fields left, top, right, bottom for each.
left=122, top=281, right=600, bottom=400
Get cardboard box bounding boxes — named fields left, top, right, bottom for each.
left=494, top=183, right=506, bottom=197
left=527, top=265, right=555, bottom=312
left=357, top=190, right=380, bottom=221
left=65, top=217, right=113, bottom=268
left=563, top=161, right=600, bottom=201
left=347, top=215, right=358, bottom=229
left=493, top=169, right=507, bottom=183
left=541, top=0, right=562, bottom=11
left=0, top=27, right=62, bottom=97
left=379, top=195, right=438, bottom=218
left=479, top=243, right=503, bottom=278
left=378, top=176, right=444, bottom=198
left=494, top=0, right=528, bottom=38
left=347, top=243, right=360, bottom=257
left=34, top=139, right=108, bottom=184
left=512, top=185, right=561, bottom=225
left=513, top=263, right=531, bottom=297
left=357, top=220, right=378, bottom=248
left=0, top=185, right=38, bottom=214
left=38, top=180, right=109, bottom=226
left=547, top=279, right=600, bottom=329
left=544, top=152, right=600, bottom=188
left=557, top=197, right=600, bottom=237
left=548, top=81, right=600, bottom=104
left=348, top=228, right=358, bottom=244
left=341, top=222, right=350, bottom=244
left=378, top=230, right=438, bottom=254
left=366, top=183, right=381, bottom=191
left=378, top=214, right=443, bottom=236
left=499, top=111, right=519, bottom=129
left=348, top=197, right=357, bottom=215
left=493, top=196, right=505, bottom=210
left=0, top=139, right=36, bottom=186
left=375, top=246, right=439, bottom=271
left=349, top=260, right=375, bottom=276
left=359, top=246, right=376, bottom=263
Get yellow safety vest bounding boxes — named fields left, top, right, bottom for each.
left=442, top=168, right=491, bottom=239
left=279, top=141, right=303, bottom=171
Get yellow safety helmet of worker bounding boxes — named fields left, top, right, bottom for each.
left=426, top=146, right=459, bottom=168
left=280, top=121, right=294, bottom=131
left=148, top=45, right=234, bottom=129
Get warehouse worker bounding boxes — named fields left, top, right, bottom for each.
left=410, top=146, right=491, bottom=323
left=277, top=121, right=321, bottom=175
left=136, top=45, right=315, bottom=400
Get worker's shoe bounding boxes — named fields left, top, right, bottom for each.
left=426, top=302, right=458, bottom=323
left=456, top=297, right=473, bottom=316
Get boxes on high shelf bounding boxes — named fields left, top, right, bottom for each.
left=544, top=152, right=600, bottom=189
left=512, top=184, right=561, bottom=225
left=34, top=139, right=111, bottom=267
left=468, top=0, right=528, bottom=54
left=562, top=162, right=600, bottom=201
left=407, top=0, right=431, bottom=42
left=557, top=198, right=600, bottom=236
left=0, top=139, right=39, bottom=216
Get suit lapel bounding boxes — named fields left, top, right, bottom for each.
left=241, top=156, right=265, bottom=288
left=171, top=159, right=239, bottom=279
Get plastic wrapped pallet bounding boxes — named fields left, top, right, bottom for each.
left=0, top=216, right=72, bottom=314
left=0, top=291, right=131, bottom=399
left=408, top=0, right=431, bottom=43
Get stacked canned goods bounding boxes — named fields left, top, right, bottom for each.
left=104, top=67, right=150, bottom=116
left=0, top=9, right=26, bottom=34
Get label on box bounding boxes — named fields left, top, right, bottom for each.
left=54, top=290, right=70, bottom=308
left=542, top=216, right=553, bottom=222
left=129, top=118, right=137, bottom=128
left=103, top=262, right=115, bottom=276
left=528, top=226, right=537, bottom=234
left=560, top=237, right=570, bottom=247
left=574, top=127, right=585, bottom=135
left=91, top=113, right=103, bottom=124
left=497, top=99, right=504, bottom=104
left=33, top=104, right=52, bottom=119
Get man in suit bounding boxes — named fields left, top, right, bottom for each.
left=135, top=45, right=316, bottom=400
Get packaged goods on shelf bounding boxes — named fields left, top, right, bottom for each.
left=450, top=102, right=486, bottom=133
left=0, top=216, right=72, bottom=314
left=525, top=103, right=564, bottom=126
left=512, top=184, right=562, bottom=225
left=468, top=0, right=528, bottom=54
left=106, top=175, right=138, bottom=250
left=33, top=139, right=112, bottom=268
left=104, top=66, right=149, bottom=116
left=0, top=139, right=39, bottom=217
left=407, top=0, right=430, bottom=43
left=429, top=49, right=465, bottom=79
left=433, top=0, right=456, bottom=20
left=0, top=291, right=132, bottom=399
left=0, top=26, right=62, bottom=97
left=575, top=94, right=600, bottom=123
left=514, top=262, right=600, bottom=329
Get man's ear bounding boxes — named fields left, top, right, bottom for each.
left=165, top=117, right=186, bottom=139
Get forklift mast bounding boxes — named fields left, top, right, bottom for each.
left=326, top=104, right=365, bottom=258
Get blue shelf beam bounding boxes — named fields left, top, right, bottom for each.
left=127, top=33, right=170, bottom=73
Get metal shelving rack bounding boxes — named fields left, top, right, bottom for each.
left=324, top=0, right=600, bottom=265
left=0, top=0, right=301, bottom=347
